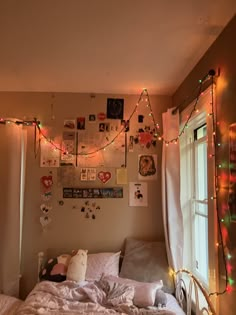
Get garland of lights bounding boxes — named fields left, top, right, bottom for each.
left=0, top=70, right=233, bottom=298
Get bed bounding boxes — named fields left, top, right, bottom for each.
left=0, top=238, right=216, bottom=315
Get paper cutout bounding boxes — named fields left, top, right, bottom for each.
left=40, top=203, right=52, bottom=214
left=41, top=176, right=53, bottom=190
left=116, top=168, right=127, bottom=185
left=98, top=171, right=112, bottom=184
left=40, top=216, right=52, bottom=227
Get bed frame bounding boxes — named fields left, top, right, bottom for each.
left=37, top=252, right=216, bottom=315
left=175, top=269, right=216, bottom=315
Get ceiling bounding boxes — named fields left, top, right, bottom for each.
left=0, top=1, right=235, bottom=96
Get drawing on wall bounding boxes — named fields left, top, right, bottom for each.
left=107, top=98, right=124, bottom=119
left=138, top=154, right=157, bottom=180
left=229, top=123, right=236, bottom=222
left=129, top=182, right=148, bottom=207
left=40, top=140, right=60, bottom=167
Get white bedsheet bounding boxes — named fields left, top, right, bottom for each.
left=3, top=280, right=185, bottom=315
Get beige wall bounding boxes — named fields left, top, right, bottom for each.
left=0, top=92, right=171, bottom=298
left=173, top=15, right=236, bottom=315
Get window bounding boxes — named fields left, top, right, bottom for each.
left=180, top=87, right=217, bottom=295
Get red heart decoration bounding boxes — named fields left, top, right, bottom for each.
left=41, top=176, right=53, bottom=189
left=98, top=171, right=111, bottom=184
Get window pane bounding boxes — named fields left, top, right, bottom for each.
left=194, top=212, right=208, bottom=282
left=195, top=141, right=207, bottom=201
left=195, top=201, right=208, bottom=216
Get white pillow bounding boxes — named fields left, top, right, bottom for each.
left=85, top=251, right=121, bottom=281
left=102, top=275, right=163, bottom=307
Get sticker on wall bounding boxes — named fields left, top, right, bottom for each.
left=40, top=175, right=53, bottom=201
left=138, top=154, right=157, bottom=180
left=80, top=200, right=101, bottom=220
left=98, top=171, right=112, bottom=184
left=129, top=182, right=148, bottom=207
left=97, top=112, right=106, bottom=120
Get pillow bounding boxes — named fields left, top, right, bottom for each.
left=39, top=254, right=71, bottom=282
left=119, top=238, right=174, bottom=293
left=101, top=274, right=163, bottom=307
left=85, top=251, right=121, bottom=281
left=67, top=249, right=88, bottom=282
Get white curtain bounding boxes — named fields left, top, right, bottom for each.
left=0, top=122, right=26, bottom=297
left=162, top=108, right=183, bottom=271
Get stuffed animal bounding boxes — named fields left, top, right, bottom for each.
left=40, top=254, right=71, bottom=282
left=67, top=249, right=88, bottom=282
left=155, top=289, right=167, bottom=308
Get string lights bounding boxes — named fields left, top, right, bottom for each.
left=0, top=69, right=234, bottom=299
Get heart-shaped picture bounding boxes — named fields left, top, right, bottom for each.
left=41, top=176, right=53, bottom=190
left=98, top=171, right=112, bottom=184
left=40, top=216, right=52, bottom=227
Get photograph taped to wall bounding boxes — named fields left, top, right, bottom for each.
left=129, top=182, right=148, bottom=207
left=64, top=119, right=76, bottom=129
left=77, top=131, right=125, bottom=167
left=63, top=187, right=123, bottom=198
left=229, top=123, right=236, bottom=222
left=138, top=154, right=157, bottom=180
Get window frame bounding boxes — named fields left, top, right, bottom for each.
left=179, top=86, right=218, bottom=308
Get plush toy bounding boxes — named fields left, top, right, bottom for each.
left=155, top=289, right=167, bottom=308
left=67, top=249, right=88, bottom=282
left=40, top=254, right=71, bottom=282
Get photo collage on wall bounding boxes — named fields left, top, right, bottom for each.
left=39, top=96, right=158, bottom=209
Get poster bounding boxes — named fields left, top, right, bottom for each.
left=129, top=182, right=148, bottom=207
left=138, top=154, right=157, bottom=180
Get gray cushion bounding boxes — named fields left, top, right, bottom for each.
left=119, top=238, right=174, bottom=293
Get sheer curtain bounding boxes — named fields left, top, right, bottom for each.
left=162, top=108, right=183, bottom=271
left=0, top=122, right=26, bottom=297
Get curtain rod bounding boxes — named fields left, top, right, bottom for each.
left=172, top=69, right=216, bottom=115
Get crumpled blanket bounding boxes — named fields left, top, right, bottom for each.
left=16, top=279, right=176, bottom=315
left=0, top=294, right=23, bottom=315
